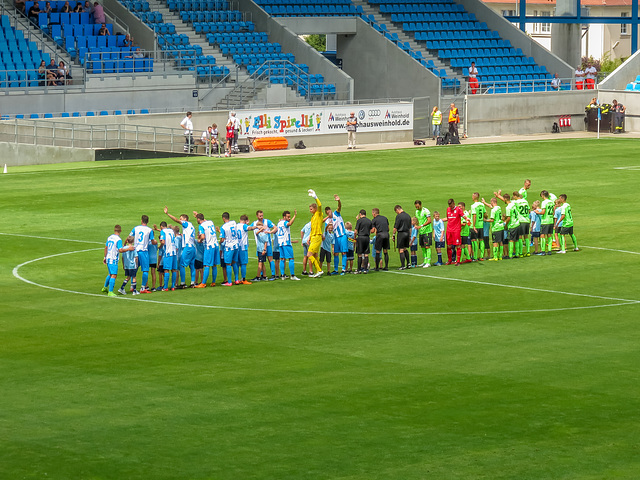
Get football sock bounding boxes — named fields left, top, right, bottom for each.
left=226, top=265, right=233, bottom=282
left=472, top=242, right=478, bottom=260
left=405, top=250, right=410, bottom=266
left=400, top=252, right=405, bottom=267
left=509, top=242, right=514, bottom=257
left=108, top=277, right=115, bottom=292
left=120, top=279, right=128, bottom=290
left=411, top=254, right=417, bottom=266
left=232, top=263, right=239, bottom=282
left=310, top=255, right=321, bottom=272
left=269, top=260, right=276, bottom=276
left=164, top=272, right=170, bottom=289
left=202, top=266, right=210, bottom=284
left=559, top=236, right=566, bottom=250
left=210, top=268, right=217, bottom=284
left=384, top=252, right=389, bottom=268
left=104, top=275, right=110, bottom=288
left=132, top=280, right=137, bottom=291
left=179, top=266, right=186, bottom=284
left=422, top=247, right=428, bottom=263
left=493, top=245, right=499, bottom=259
left=289, top=259, right=295, bottom=276
left=540, top=237, right=546, bottom=251
left=142, top=271, right=148, bottom=289
left=456, top=248, right=462, bottom=263
left=570, top=234, right=578, bottom=249
left=333, top=255, right=339, bottom=271
left=357, top=257, right=362, bottom=271
left=280, top=259, right=285, bottom=275
left=437, top=252, right=442, bottom=263
left=547, top=238, right=553, bottom=252
left=241, top=264, right=247, bottom=279
left=426, top=249, right=431, bottom=263
left=516, top=239, right=522, bottom=256
left=524, top=239, right=530, bottom=255
left=364, top=257, right=369, bottom=271
left=447, top=246, right=453, bottom=262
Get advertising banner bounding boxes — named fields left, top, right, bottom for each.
left=234, top=103, right=413, bottom=138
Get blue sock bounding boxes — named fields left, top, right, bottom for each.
left=211, top=267, right=218, bottom=284
left=342, top=255, right=347, bottom=272
left=289, top=259, right=294, bottom=276
left=104, top=275, right=110, bottom=288
left=241, top=264, right=247, bottom=280
left=108, top=277, right=115, bottom=292
left=333, top=255, right=339, bottom=271
left=202, top=266, right=210, bottom=284
left=232, top=263, right=239, bottom=282
left=190, top=265, right=196, bottom=284
left=226, top=265, right=232, bottom=282
left=164, top=272, right=170, bottom=289
left=269, top=260, right=275, bottom=276
left=179, top=266, right=186, bottom=284
left=142, top=271, right=148, bottom=288
left=171, top=271, right=176, bottom=288
left=132, top=280, right=137, bottom=292
left=437, top=253, right=442, bottom=263
left=280, top=259, right=285, bottom=275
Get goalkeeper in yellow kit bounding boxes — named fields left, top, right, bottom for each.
left=307, top=189, right=324, bottom=277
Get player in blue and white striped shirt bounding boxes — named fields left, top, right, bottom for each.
left=165, top=207, right=197, bottom=288
left=102, top=225, right=134, bottom=297
left=194, top=212, right=219, bottom=288
left=220, top=212, right=240, bottom=285
left=277, top=209, right=300, bottom=280
left=159, top=221, right=177, bottom=291
left=236, top=214, right=254, bottom=284
left=324, top=195, right=348, bottom=275
left=129, top=215, right=156, bottom=293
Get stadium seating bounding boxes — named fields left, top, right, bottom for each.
left=0, top=15, right=52, bottom=87
left=624, top=74, right=640, bottom=91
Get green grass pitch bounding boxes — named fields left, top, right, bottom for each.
left=1, top=138, right=639, bottom=479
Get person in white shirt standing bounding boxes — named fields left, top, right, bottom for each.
left=575, top=65, right=585, bottom=90
left=468, top=61, right=479, bottom=94
left=180, top=111, right=194, bottom=153
left=584, top=62, right=597, bottom=90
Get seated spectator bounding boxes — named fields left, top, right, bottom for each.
left=122, top=33, right=133, bottom=47
left=14, top=0, right=26, bottom=13
left=98, top=23, right=110, bottom=35
left=28, top=1, right=42, bottom=22
left=43, top=1, right=52, bottom=13
left=92, top=2, right=105, bottom=24
left=46, top=58, right=59, bottom=86
left=38, top=60, right=46, bottom=86
left=551, top=73, right=561, bottom=91
left=60, top=0, right=71, bottom=12
left=132, top=46, right=144, bottom=58
left=72, top=2, right=83, bottom=12
left=58, top=60, right=72, bottom=85
left=83, top=0, right=92, bottom=12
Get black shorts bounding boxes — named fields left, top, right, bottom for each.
left=410, top=244, right=417, bottom=252
left=469, top=228, right=482, bottom=241
left=273, top=251, right=280, bottom=261
left=257, top=252, right=267, bottom=263
left=320, top=248, right=332, bottom=263
left=555, top=226, right=562, bottom=234
left=560, top=226, right=574, bottom=235
left=375, top=233, right=390, bottom=251
left=483, top=236, right=490, bottom=248
left=356, top=236, right=370, bottom=255
left=531, top=231, right=541, bottom=238
left=396, top=231, right=410, bottom=249
left=347, top=249, right=354, bottom=261
left=419, top=233, right=432, bottom=248
left=492, top=231, right=503, bottom=244
left=519, top=222, right=530, bottom=236
left=435, top=241, right=445, bottom=249
left=194, top=259, right=203, bottom=269
left=157, top=265, right=164, bottom=274
left=149, top=262, right=157, bottom=269
left=124, top=268, right=137, bottom=277
left=541, top=224, right=553, bottom=235
left=219, top=251, right=226, bottom=267
left=507, top=227, right=520, bottom=242
left=461, top=235, right=471, bottom=245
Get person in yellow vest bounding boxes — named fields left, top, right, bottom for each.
left=448, top=103, right=459, bottom=137
left=431, top=106, right=442, bottom=140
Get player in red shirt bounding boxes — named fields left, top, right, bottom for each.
left=444, top=198, right=464, bottom=265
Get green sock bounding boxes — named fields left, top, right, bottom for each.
left=570, top=234, right=578, bottom=249
left=493, top=246, right=499, bottom=259
left=525, top=238, right=530, bottom=255
left=559, top=236, right=565, bottom=251
left=540, top=237, right=546, bottom=252
left=426, top=248, right=432, bottom=263
left=473, top=242, right=479, bottom=259
left=548, top=237, right=553, bottom=252
left=517, top=239, right=523, bottom=256
left=509, top=242, right=514, bottom=256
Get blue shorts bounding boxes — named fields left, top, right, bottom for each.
left=239, top=249, right=249, bottom=265
left=125, top=268, right=137, bottom=277
left=279, top=245, right=293, bottom=259
left=333, top=235, right=348, bottom=254
left=107, top=262, right=118, bottom=275
left=223, top=248, right=239, bottom=264
left=163, top=255, right=177, bottom=270
left=203, top=246, right=218, bottom=267
left=181, top=246, right=196, bottom=267
left=137, top=250, right=149, bottom=272
left=410, top=244, right=418, bottom=252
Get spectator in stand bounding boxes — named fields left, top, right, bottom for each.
left=14, top=0, right=26, bottom=14
left=83, top=0, right=93, bottom=13
left=58, top=60, right=71, bottom=85
left=46, top=58, right=59, bottom=86
left=122, top=33, right=133, bottom=47
left=468, top=61, right=479, bottom=95
left=575, top=64, right=585, bottom=90
left=92, top=2, right=105, bottom=24
left=43, top=1, right=52, bottom=13
left=585, top=62, right=597, bottom=90
left=551, top=73, right=561, bottom=91
left=28, top=1, right=42, bottom=22
left=98, top=23, right=110, bottom=35
left=72, top=2, right=83, bottom=12
left=60, top=0, right=71, bottom=12
left=38, top=60, right=46, bottom=86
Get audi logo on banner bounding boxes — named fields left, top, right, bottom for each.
left=368, top=110, right=381, bottom=117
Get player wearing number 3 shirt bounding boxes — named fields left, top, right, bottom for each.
left=129, top=214, right=156, bottom=293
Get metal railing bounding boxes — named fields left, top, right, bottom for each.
left=0, top=118, right=188, bottom=152
left=464, top=77, right=598, bottom=95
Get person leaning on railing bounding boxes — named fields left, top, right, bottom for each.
left=551, top=73, right=561, bottom=91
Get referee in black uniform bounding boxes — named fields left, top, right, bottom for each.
left=393, top=205, right=412, bottom=270
left=371, top=208, right=390, bottom=271
left=355, top=209, right=372, bottom=273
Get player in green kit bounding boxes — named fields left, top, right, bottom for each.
left=519, top=179, right=531, bottom=201
left=414, top=200, right=433, bottom=267
left=484, top=197, right=504, bottom=261
left=514, top=192, right=531, bottom=257
left=470, top=192, right=485, bottom=261
left=557, top=194, right=579, bottom=253
left=503, top=193, right=521, bottom=258
left=534, top=190, right=556, bottom=255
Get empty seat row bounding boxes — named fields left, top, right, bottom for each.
left=87, top=57, right=153, bottom=74
left=398, top=13, right=475, bottom=25
left=369, top=0, right=457, bottom=4
left=426, top=38, right=511, bottom=50
left=255, top=0, right=352, bottom=4
left=37, top=12, right=92, bottom=31
left=451, top=57, right=543, bottom=68
left=206, top=32, right=268, bottom=45
left=232, top=52, right=295, bottom=66
left=415, top=30, right=500, bottom=41
left=174, top=54, right=216, bottom=67
left=150, top=23, right=176, bottom=34
left=134, top=11, right=163, bottom=23
left=381, top=3, right=464, bottom=13
left=265, top=4, right=361, bottom=15
left=220, top=42, right=282, bottom=55
left=119, top=0, right=151, bottom=12
left=440, top=47, right=522, bottom=59
left=168, top=0, right=229, bottom=11
left=196, top=65, right=230, bottom=80
left=180, top=10, right=242, bottom=22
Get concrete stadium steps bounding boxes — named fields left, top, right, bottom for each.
left=350, top=0, right=459, bottom=81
